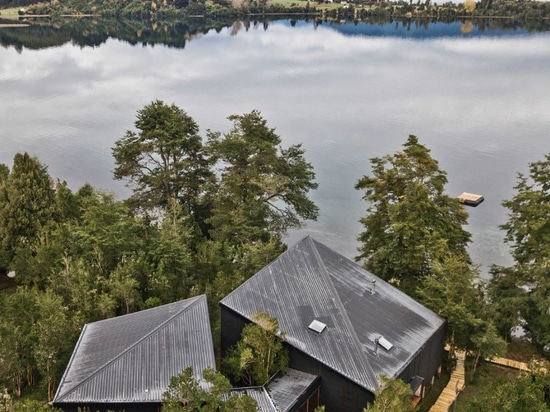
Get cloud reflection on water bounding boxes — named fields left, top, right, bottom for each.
left=1, top=21, right=549, bottom=274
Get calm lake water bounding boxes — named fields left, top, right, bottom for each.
left=1, top=19, right=550, bottom=276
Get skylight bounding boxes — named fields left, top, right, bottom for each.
left=308, top=319, right=327, bottom=334
left=378, top=336, right=393, bottom=351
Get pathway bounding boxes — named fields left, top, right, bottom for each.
left=429, top=351, right=465, bottom=412
left=427, top=352, right=543, bottom=412
left=486, top=356, right=530, bottom=372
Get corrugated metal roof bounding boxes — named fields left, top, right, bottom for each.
left=53, top=295, right=215, bottom=404
left=224, top=368, right=318, bottom=412
left=226, top=387, right=278, bottom=412
left=220, top=236, right=445, bottom=392
left=267, top=368, right=320, bottom=411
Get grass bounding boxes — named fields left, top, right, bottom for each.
left=455, top=360, right=524, bottom=410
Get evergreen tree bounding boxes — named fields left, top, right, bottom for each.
left=113, top=100, right=214, bottom=230
left=206, top=110, right=318, bottom=244
left=491, top=153, right=550, bottom=349
left=355, top=135, right=471, bottom=297
left=0, top=153, right=57, bottom=284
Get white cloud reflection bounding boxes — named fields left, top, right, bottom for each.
left=1, top=21, right=549, bottom=273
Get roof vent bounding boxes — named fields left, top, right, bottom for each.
left=308, top=319, right=327, bottom=334
left=378, top=336, right=393, bottom=351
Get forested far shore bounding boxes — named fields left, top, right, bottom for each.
left=1, top=0, right=550, bottom=24
left=1, top=14, right=549, bottom=53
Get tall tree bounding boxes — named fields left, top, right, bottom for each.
left=416, top=256, right=485, bottom=357
left=206, top=111, right=318, bottom=244
left=492, top=153, right=550, bottom=349
left=72, top=190, right=145, bottom=275
left=355, top=135, right=471, bottom=296
left=0, top=153, right=57, bottom=283
left=112, top=100, right=214, bottom=223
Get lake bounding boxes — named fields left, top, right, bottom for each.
left=1, top=18, right=549, bottom=276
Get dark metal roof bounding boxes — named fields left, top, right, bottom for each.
left=226, top=387, right=278, bottom=412
left=220, top=236, right=445, bottom=392
left=267, top=368, right=320, bottom=411
left=226, top=369, right=319, bottom=412
left=53, top=295, right=215, bottom=404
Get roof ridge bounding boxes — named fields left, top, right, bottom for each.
left=56, top=295, right=205, bottom=402
left=307, top=237, right=379, bottom=389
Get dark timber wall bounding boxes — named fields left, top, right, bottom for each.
left=220, top=305, right=375, bottom=412
left=398, top=322, right=447, bottom=398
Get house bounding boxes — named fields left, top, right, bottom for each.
left=220, top=236, right=446, bottom=411
left=52, top=295, right=216, bottom=412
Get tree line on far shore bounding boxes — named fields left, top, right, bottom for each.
left=3, top=0, right=550, bottom=23
left=0, top=100, right=549, bottom=410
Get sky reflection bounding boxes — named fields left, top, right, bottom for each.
left=1, top=21, right=549, bottom=274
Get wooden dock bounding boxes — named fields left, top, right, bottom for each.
left=458, top=192, right=484, bottom=207
left=429, top=351, right=465, bottom=412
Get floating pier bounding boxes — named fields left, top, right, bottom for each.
left=458, top=192, right=484, bottom=207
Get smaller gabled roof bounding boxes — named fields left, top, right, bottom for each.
left=53, top=295, right=215, bottom=405
left=267, top=368, right=320, bottom=411
left=226, top=368, right=320, bottom=412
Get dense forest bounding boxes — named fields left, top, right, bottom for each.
left=1, top=103, right=549, bottom=410
left=1, top=0, right=550, bottom=24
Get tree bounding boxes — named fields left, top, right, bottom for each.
left=469, top=321, right=507, bottom=378
left=31, top=290, right=78, bottom=400
left=146, top=201, right=195, bottom=303
left=112, top=100, right=214, bottom=224
left=355, top=135, right=471, bottom=297
left=492, top=153, right=550, bottom=349
left=72, top=190, right=145, bottom=276
left=486, top=265, right=527, bottom=341
left=462, top=367, right=550, bottom=412
left=0, top=153, right=57, bottom=284
left=223, top=312, right=288, bottom=386
left=206, top=111, right=319, bottom=244
left=363, top=375, right=415, bottom=412
left=416, top=257, right=484, bottom=356
left=0, top=287, right=41, bottom=396
left=162, top=367, right=257, bottom=412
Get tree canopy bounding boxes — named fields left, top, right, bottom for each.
left=489, top=153, right=550, bottom=348
left=162, top=367, right=257, bottom=412
left=363, top=375, right=415, bottom=412
left=355, top=135, right=471, bottom=296
left=223, top=312, right=288, bottom=386
left=207, top=110, right=319, bottom=244
left=113, top=100, right=214, bottom=226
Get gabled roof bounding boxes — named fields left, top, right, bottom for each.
left=220, top=236, right=445, bottom=392
left=267, top=368, right=320, bottom=411
left=53, top=295, right=215, bottom=405
left=226, top=368, right=319, bottom=412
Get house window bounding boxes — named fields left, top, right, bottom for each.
left=298, top=387, right=320, bottom=412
